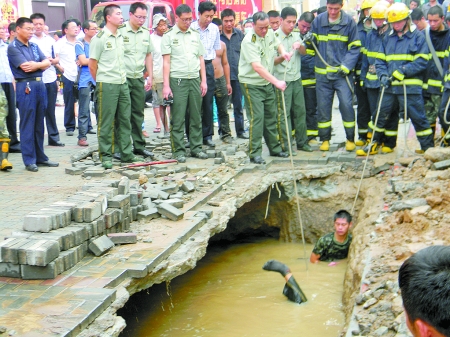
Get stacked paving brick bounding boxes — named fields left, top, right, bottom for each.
left=1, top=170, right=196, bottom=280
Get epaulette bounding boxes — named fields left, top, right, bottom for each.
left=191, top=28, right=199, bottom=33
left=275, top=32, right=279, bottom=37
left=97, top=30, right=104, bottom=38
left=118, top=23, right=126, bottom=29
left=164, top=28, right=173, bottom=34
left=251, top=34, right=256, bottom=43
left=141, top=25, right=149, bottom=31
left=293, top=28, right=300, bottom=32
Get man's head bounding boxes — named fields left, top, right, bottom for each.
left=428, top=6, right=444, bottom=31
left=0, top=21, right=6, bottom=41
left=298, top=11, right=314, bottom=35
left=129, top=2, right=148, bottom=29
left=212, top=18, right=222, bottom=33
left=82, top=20, right=98, bottom=39
left=280, top=7, right=297, bottom=35
left=152, top=13, right=169, bottom=35
left=15, top=17, right=34, bottom=43
left=326, top=0, right=343, bottom=21
left=30, top=13, right=46, bottom=37
left=53, top=30, right=61, bottom=41
left=252, top=11, right=269, bottom=38
left=409, top=0, right=420, bottom=10
left=221, top=8, right=235, bottom=34
left=103, top=4, right=123, bottom=27
left=243, top=18, right=253, bottom=34
left=399, top=245, right=450, bottom=337
left=61, top=19, right=79, bottom=38
left=198, top=1, right=216, bottom=28
left=267, top=10, right=280, bottom=30
left=446, top=14, right=450, bottom=27
left=370, top=1, right=389, bottom=28
left=411, top=8, right=426, bottom=30
left=333, top=210, right=352, bottom=238
left=175, top=4, right=193, bottom=32
left=8, top=22, right=16, bottom=40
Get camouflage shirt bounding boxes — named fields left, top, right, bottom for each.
left=312, top=232, right=352, bottom=262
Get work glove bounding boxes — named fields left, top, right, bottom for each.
left=303, top=31, right=313, bottom=42
left=360, top=80, right=367, bottom=92
left=380, top=75, right=391, bottom=88
left=337, top=65, right=350, bottom=77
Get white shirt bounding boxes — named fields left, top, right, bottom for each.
left=30, top=33, right=57, bottom=83
left=54, top=36, right=78, bottom=82
left=150, top=32, right=163, bottom=83
left=0, top=39, right=13, bottom=83
left=190, top=21, right=221, bottom=61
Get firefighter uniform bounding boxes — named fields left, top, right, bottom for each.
left=438, top=45, right=450, bottom=145
left=300, top=39, right=318, bottom=141
left=311, top=10, right=361, bottom=151
left=423, top=26, right=450, bottom=135
left=273, top=28, right=308, bottom=153
left=362, top=4, right=434, bottom=154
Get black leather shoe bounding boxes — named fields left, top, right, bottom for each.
left=250, top=156, right=266, bottom=164
left=185, top=141, right=190, bottom=148
left=113, top=153, right=121, bottom=161
left=25, top=164, right=38, bottom=172
left=271, top=152, right=289, bottom=158
left=9, top=144, right=21, bottom=153
left=49, top=141, right=65, bottom=147
left=238, top=132, right=249, bottom=139
left=134, top=149, right=155, bottom=158
left=203, top=139, right=215, bottom=147
left=297, top=144, right=313, bottom=152
left=37, top=160, right=59, bottom=167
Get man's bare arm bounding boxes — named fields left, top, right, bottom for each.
left=88, top=59, right=98, bottom=81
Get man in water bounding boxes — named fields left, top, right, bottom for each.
left=310, top=210, right=353, bottom=263
left=399, top=245, right=450, bottom=337
left=262, top=260, right=307, bottom=304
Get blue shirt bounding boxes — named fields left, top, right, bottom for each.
left=220, top=28, right=244, bottom=81
left=7, top=38, right=46, bottom=79
left=75, top=40, right=96, bottom=88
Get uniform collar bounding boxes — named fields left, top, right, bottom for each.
left=125, top=21, right=144, bottom=33
left=174, top=24, right=191, bottom=34
left=102, top=26, right=122, bottom=37
left=389, top=22, right=416, bottom=37
left=318, top=10, right=350, bottom=27
left=275, top=28, right=292, bottom=38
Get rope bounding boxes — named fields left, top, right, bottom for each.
left=351, top=86, right=385, bottom=214
left=310, top=40, right=355, bottom=95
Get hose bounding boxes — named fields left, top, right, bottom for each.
left=438, top=93, right=450, bottom=147
left=310, top=40, right=355, bottom=95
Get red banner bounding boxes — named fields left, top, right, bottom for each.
left=0, top=0, right=19, bottom=25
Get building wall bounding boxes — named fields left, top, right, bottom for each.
left=31, top=0, right=86, bottom=31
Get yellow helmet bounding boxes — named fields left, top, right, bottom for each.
left=387, top=2, right=411, bottom=23
left=361, top=0, right=378, bottom=10
left=370, top=1, right=389, bottom=19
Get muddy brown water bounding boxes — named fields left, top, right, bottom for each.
left=120, top=237, right=346, bottom=336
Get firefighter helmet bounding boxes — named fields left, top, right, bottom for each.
left=370, top=1, right=389, bottom=19
left=387, top=2, right=411, bottom=23
left=361, top=0, right=378, bottom=10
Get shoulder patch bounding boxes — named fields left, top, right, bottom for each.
left=164, top=28, right=173, bottom=34
left=191, top=28, right=199, bottom=33
left=97, top=30, right=104, bottom=38
left=251, top=34, right=256, bottom=43
left=141, top=26, right=149, bottom=31
left=118, top=23, right=126, bottom=29
left=275, top=32, right=279, bottom=37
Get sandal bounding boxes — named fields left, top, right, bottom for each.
left=153, top=127, right=161, bottom=133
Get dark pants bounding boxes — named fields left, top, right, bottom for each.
left=127, top=77, right=146, bottom=152
left=62, top=75, right=76, bottom=132
left=16, top=81, right=48, bottom=166
left=439, top=88, right=450, bottom=142
left=78, top=86, right=92, bottom=140
left=231, top=79, right=245, bottom=136
left=45, top=81, right=60, bottom=144
left=317, top=77, right=355, bottom=142
left=241, top=82, right=282, bottom=158
left=1, top=82, right=19, bottom=146
left=371, top=92, right=433, bottom=151
left=304, top=86, right=318, bottom=140
left=202, top=62, right=215, bottom=141
left=215, top=76, right=231, bottom=139
left=355, top=81, right=371, bottom=141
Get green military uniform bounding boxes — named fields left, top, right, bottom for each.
left=119, top=22, right=154, bottom=152
left=273, top=29, right=307, bottom=152
left=238, top=28, right=283, bottom=159
left=312, top=232, right=353, bottom=261
left=90, top=26, right=134, bottom=165
left=161, top=24, right=205, bottom=158
left=0, top=85, right=12, bottom=170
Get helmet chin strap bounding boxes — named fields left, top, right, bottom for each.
left=394, top=19, right=409, bottom=34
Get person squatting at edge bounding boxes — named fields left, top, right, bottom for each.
left=262, top=260, right=308, bottom=304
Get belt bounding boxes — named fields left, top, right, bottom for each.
left=16, top=77, right=42, bottom=83
left=205, top=60, right=213, bottom=64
